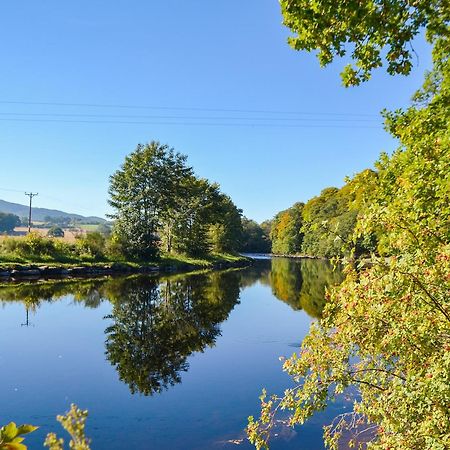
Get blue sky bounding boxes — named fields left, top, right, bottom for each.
left=0, top=1, right=432, bottom=222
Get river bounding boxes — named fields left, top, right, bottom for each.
left=0, top=257, right=346, bottom=449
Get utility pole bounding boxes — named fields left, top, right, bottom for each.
left=24, top=192, right=38, bottom=233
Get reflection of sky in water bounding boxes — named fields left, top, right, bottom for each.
left=0, top=259, right=347, bottom=449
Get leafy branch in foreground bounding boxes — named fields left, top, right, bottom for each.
left=44, top=404, right=91, bottom=450
left=0, top=422, right=38, bottom=450
left=0, top=404, right=91, bottom=450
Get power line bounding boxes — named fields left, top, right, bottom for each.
left=0, top=187, right=26, bottom=193
left=0, top=100, right=379, bottom=117
left=0, top=118, right=381, bottom=128
left=0, top=112, right=380, bottom=122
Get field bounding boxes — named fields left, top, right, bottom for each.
left=0, top=227, right=88, bottom=243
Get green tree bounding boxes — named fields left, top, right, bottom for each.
left=47, top=226, right=65, bottom=238
left=270, top=202, right=304, bottom=254
left=300, top=173, right=377, bottom=258
left=240, top=218, right=271, bottom=253
left=0, top=213, right=20, bottom=233
left=208, top=193, right=243, bottom=254
left=108, top=142, right=192, bottom=259
left=280, top=0, right=450, bottom=86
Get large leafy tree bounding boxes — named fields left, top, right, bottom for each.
left=109, top=141, right=243, bottom=258
left=248, top=7, right=450, bottom=450
left=301, top=171, right=378, bottom=258
left=208, top=193, right=243, bottom=254
left=240, top=218, right=271, bottom=253
left=108, top=142, right=192, bottom=259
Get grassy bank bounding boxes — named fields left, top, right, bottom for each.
left=0, top=251, right=247, bottom=272
left=0, top=232, right=248, bottom=272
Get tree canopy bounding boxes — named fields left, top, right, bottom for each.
left=0, top=212, right=20, bottom=233
left=280, top=0, right=450, bottom=86
left=108, top=141, right=242, bottom=259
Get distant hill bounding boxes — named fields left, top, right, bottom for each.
left=0, top=199, right=107, bottom=224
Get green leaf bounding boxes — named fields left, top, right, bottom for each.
left=3, top=443, right=27, bottom=450
left=1, top=423, right=18, bottom=442
left=16, top=426, right=38, bottom=437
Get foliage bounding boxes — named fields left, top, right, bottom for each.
left=270, top=203, right=304, bottom=254
left=280, top=0, right=450, bottom=86
left=168, top=177, right=218, bottom=255
left=109, top=141, right=243, bottom=259
left=47, top=226, right=65, bottom=238
left=0, top=232, right=108, bottom=262
left=207, top=193, right=243, bottom=254
left=44, top=404, right=91, bottom=450
left=75, top=232, right=106, bottom=259
left=247, top=27, right=450, bottom=450
left=108, top=141, right=192, bottom=259
left=0, top=405, right=90, bottom=450
left=301, top=172, right=378, bottom=258
left=0, top=213, right=20, bottom=233
left=240, top=217, right=271, bottom=253
left=0, top=233, right=72, bottom=259
left=0, top=422, right=37, bottom=450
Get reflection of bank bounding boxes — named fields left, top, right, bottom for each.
left=0, top=271, right=242, bottom=397
left=267, top=258, right=344, bottom=318
left=0, top=261, right=338, bottom=397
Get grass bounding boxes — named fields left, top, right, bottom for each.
left=0, top=250, right=248, bottom=272
left=77, top=224, right=100, bottom=232
left=0, top=233, right=248, bottom=274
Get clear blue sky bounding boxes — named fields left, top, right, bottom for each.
left=0, top=1, right=432, bottom=222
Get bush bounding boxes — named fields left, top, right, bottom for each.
left=47, top=226, right=65, bottom=238
left=0, top=233, right=75, bottom=261
left=75, top=232, right=106, bottom=259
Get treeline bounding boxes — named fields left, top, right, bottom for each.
left=242, top=169, right=378, bottom=258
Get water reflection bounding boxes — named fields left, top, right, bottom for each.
left=0, top=259, right=342, bottom=396
left=104, top=271, right=241, bottom=395
left=252, top=258, right=343, bottom=318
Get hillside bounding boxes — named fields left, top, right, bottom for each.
left=0, top=199, right=106, bottom=223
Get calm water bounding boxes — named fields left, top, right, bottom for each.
left=0, top=258, right=345, bottom=449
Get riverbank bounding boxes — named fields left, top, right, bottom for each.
left=245, top=253, right=326, bottom=260
left=0, top=253, right=251, bottom=282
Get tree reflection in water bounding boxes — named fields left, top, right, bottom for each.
left=0, top=259, right=342, bottom=396
left=256, top=258, right=343, bottom=318
left=104, top=271, right=241, bottom=396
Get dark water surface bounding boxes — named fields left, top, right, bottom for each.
left=1, top=258, right=345, bottom=449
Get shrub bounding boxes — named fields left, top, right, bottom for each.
left=75, top=232, right=106, bottom=259
left=47, top=226, right=65, bottom=238
left=0, top=233, right=75, bottom=260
